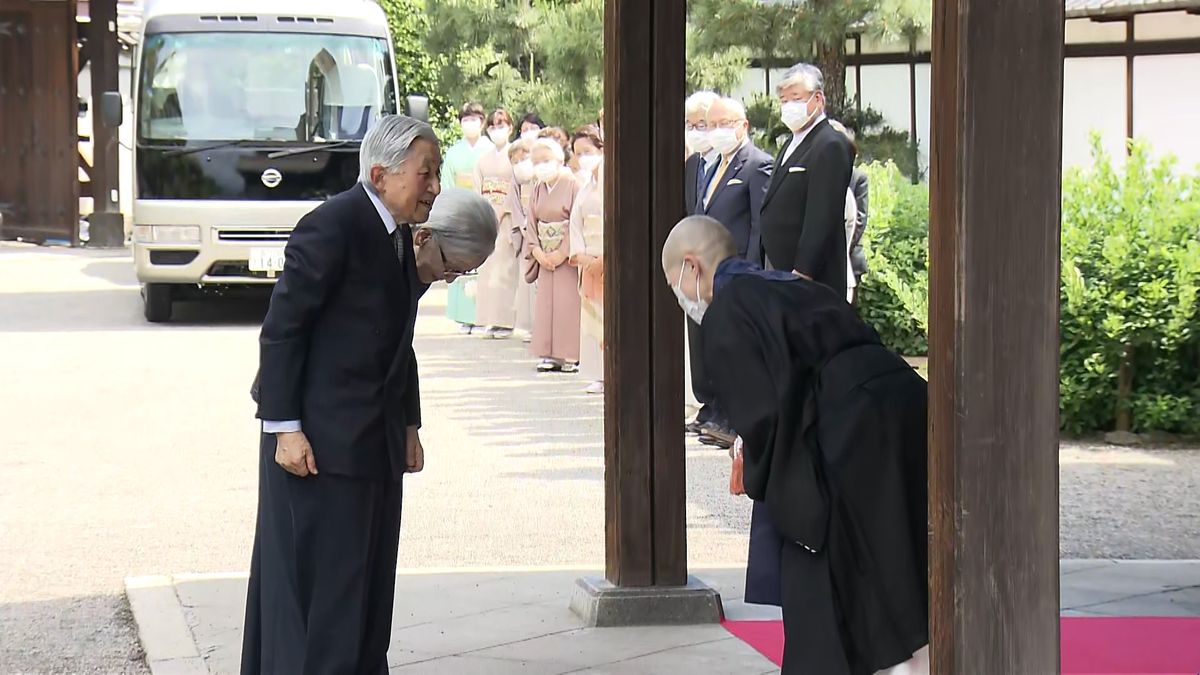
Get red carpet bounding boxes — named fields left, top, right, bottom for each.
left=723, top=618, right=1200, bottom=673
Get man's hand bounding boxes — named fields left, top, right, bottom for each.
left=406, top=425, right=424, bottom=473
left=275, top=431, right=318, bottom=477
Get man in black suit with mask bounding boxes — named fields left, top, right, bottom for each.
left=242, top=115, right=498, bottom=674
left=759, top=63, right=856, bottom=301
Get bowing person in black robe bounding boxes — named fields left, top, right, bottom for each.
left=243, top=115, right=498, bottom=674
left=662, top=216, right=929, bottom=675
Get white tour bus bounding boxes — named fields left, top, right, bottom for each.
left=132, top=0, right=405, bottom=321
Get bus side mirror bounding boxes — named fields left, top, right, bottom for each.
left=406, top=95, right=429, bottom=124
left=100, top=91, right=123, bottom=128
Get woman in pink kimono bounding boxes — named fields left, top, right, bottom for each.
left=527, top=138, right=581, bottom=372
left=507, top=140, right=537, bottom=340
left=568, top=126, right=605, bottom=394
left=472, top=109, right=520, bottom=338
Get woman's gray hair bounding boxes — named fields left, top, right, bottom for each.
left=531, top=137, right=565, bottom=163
left=358, top=114, right=439, bottom=182
left=419, top=188, right=498, bottom=264
left=776, top=63, right=824, bottom=96
left=685, top=90, right=720, bottom=118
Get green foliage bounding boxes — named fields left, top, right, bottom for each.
left=378, top=0, right=455, bottom=136
left=854, top=161, right=929, bottom=355
left=853, top=139, right=1200, bottom=435
left=420, top=0, right=604, bottom=135
left=1058, top=136, right=1200, bottom=435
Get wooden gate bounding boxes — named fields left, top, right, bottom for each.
left=0, top=0, right=79, bottom=245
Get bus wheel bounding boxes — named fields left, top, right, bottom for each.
left=143, top=283, right=174, bottom=323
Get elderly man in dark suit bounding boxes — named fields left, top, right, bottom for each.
left=760, top=63, right=856, bottom=300
left=242, top=115, right=498, bottom=674
left=688, top=96, right=773, bottom=448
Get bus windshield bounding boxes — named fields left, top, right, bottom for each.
left=138, top=32, right=396, bottom=144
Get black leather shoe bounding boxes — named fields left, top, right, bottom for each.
left=699, top=427, right=735, bottom=449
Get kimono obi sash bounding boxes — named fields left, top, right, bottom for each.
left=480, top=176, right=510, bottom=207
left=454, top=172, right=475, bottom=190
left=582, top=214, right=603, bottom=254
left=538, top=219, right=567, bottom=252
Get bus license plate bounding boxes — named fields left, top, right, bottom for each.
left=249, top=247, right=286, bottom=273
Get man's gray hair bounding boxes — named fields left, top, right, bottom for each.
left=420, top=188, right=497, bottom=263
left=685, top=90, right=720, bottom=118
left=776, top=63, right=824, bottom=96
left=358, top=114, right=439, bottom=182
left=708, top=97, right=747, bottom=122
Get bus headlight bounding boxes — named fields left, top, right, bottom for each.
left=134, top=225, right=201, bottom=243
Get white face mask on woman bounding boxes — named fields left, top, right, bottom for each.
left=513, top=159, right=535, bottom=184
left=577, top=154, right=602, bottom=175
left=534, top=161, right=560, bottom=183
left=671, top=261, right=708, bottom=324
left=461, top=118, right=483, bottom=139
left=487, top=126, right=511, bottom=146
left=521, top=129, right=542, bottom=143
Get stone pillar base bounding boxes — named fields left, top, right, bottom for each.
left=569, top=575, right=724, bottom=627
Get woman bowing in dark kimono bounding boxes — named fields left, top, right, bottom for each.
left=661, top=215, right=930, bottom=675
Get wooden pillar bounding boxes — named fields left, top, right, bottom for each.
left=602, top=0, right=687, bottom=588
left=87, top=0, right=122, bottom=247
left=928, top=0, right=1063, bottom=672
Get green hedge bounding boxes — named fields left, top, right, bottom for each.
left=856, top=139, right=1200, bottom=435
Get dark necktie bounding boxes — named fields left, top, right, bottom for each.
left=391, top=227, right=405, bottom=265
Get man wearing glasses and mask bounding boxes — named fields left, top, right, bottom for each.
left=244, top=115, right=497, bottom=673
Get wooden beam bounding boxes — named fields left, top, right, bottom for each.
left=602, top=0, right=687, bottom=588
left=928, top=0, right=1063, bottom=672
left=87, top=0, right=122, bottom=246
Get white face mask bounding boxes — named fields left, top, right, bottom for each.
left=686, top=128, right=712, bottom=154
left=671, top=262, right=708, bottom=324
left=781, top=99, right=813, bottom=132
left=461, top=118, right=483, bottom=139
left=709, top=127, right=741, bottom=156
left=513, top=159, right=535, bottom=184
left=534, top=161, right=560, bottom=183
left=577, top=154, right=602, bottom=175
left=521, top=129, right=541, bottom=142
left=487, top=126, right=511, bottom=146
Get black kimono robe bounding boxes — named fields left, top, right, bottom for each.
left=702, top=257, right=928, bottom=675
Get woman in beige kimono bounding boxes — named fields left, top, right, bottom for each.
left=568, top=126, right=605, bottom=394
left=528, top=138, right=581, bottom=372
left=472, top=109, right=519, bottom=338
left=507, top=140, right=537, bottom=341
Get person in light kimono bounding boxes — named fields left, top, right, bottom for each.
left=527, top=138, right=581, bottom=372
left=568, top=125, right=605, bottom=394
left=507, top=139, right=538, bottom=341
left=441, top=102, right=495, bottom=333
left=472, top=109, right=521, bottom=338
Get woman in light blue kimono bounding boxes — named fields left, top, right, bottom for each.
left=442, top=102, right=495, bottom=332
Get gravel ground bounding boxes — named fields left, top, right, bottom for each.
left=0, top=244, right=1195, bottom=673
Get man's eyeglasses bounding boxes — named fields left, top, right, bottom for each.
left=685, top=123, right=709, bottom=132
left=437, top=242, right=473, bottom=282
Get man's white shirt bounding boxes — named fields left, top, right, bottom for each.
left=782, top=113, right=827, bottom=165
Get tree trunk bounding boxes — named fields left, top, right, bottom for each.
left=1115, top=343, right=1135, bottom=432
left=815, top=38, right=846, bottom=116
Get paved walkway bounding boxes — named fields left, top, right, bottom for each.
left=128, top=561, right=1200, bottom=674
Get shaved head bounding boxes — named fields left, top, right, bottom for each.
left=663, top=216, right=736, bottom=273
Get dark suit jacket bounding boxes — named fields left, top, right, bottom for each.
left=684, top=153, right=705, bottom=217
left=254, top=184, right=427, bottom=482
left=759, top=118, right=856, bottom=298
left=849, top=167, right=869, bottom=277
left=701, top=141, right=773, bottom=265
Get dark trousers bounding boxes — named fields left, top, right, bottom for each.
left=687, top=317, right=722, bottom=424
left=242, top=434, right=403, bottom=675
